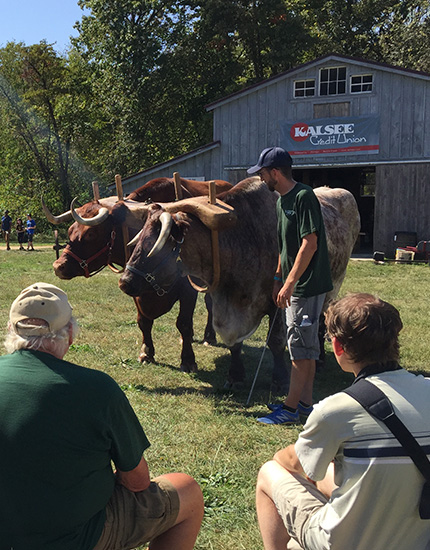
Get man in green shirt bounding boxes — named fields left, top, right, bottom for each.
left=248, top=148, right=333, bottom=425
left=0, top=282, right=203, bottom=550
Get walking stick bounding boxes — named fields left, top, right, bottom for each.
left=245, top=307, right=279, bottom=407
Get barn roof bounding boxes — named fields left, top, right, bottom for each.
left=205, top=53, right=430, bottom=111
left=120, top=141, right=221, bottom=186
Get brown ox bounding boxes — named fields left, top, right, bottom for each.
left=119, top=178, right=360, bottom=390
left=43, top=177, right=232, bottom=371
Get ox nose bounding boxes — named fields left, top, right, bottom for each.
left=53, top=260, right=67, bottom=279
left=118, top=275, right=139, bottom=297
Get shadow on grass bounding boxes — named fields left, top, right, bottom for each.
left=127, top=346, right=355, bottom=420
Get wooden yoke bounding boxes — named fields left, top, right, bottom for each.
left=92, top=181, right=100, bottom=201
left=173, top=172, right=183, bottom=200
left=115, top=174, right=130, bottom=267
left=187, top=180, right=222, bottom=294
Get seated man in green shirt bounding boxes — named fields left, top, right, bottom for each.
left=0, top=282, right=204, bottom=550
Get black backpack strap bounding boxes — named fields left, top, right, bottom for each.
left=344, top=379, right=430, bottom=519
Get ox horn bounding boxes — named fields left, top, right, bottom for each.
left=41, top=196, right=73, bottom=225
left=127, top=229, right=143, bottom=248
left=147, top=212, right=174, bottom=258
left=70, top=197, right=109, bottom=226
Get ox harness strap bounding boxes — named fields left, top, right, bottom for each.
left=344, top=363, right=430, bottom=520
left=63, top=231, right=116, bottom=278
left=125, top=242, right=182, bottom=297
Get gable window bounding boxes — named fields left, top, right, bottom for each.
left=294, top=79, right=315, bottom=98
left=351, top=74, right=373, bottom=93
left=319, top=67, right=346, bottom=96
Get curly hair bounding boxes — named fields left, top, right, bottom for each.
left=325, top=293, right=403, bottom=365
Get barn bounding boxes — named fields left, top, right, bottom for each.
left=121, top=53, right=430, bottom=257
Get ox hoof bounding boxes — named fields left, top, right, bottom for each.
left=223, top=380, right=245, bottom=391
left=138, top=354, right=155, bottom=364
left=203, top=336, right=217, bottom=346
left=180, top=364, right=198, bottom=374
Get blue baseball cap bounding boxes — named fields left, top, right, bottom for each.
left=247, top=147, right=293, bottom=174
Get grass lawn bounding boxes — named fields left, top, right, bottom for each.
left=1, top=247, right=429, bottom=549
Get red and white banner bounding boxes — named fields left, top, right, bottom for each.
left=281, top=115, right=380, bottom=157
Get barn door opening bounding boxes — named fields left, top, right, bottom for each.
left=292, top=166, right=375, bottom=253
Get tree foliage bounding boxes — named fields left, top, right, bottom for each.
left=0, top=41, right=102, bottom=232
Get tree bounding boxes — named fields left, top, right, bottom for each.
left=73, top=0, right=202, bottom=177
left=378, top=0, right=430, bottom=71
left=0, top=41, right=94, bottom=213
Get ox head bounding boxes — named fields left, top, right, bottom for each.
left=43, top=198, right=130, bottom=279
left=43, top=193, right=158, bottom=279
left=119, top=196, right=236, bottom=297
left=118, top=204, right=188, bottom=297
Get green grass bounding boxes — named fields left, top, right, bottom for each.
left=1, top=248, right=429, bottom=549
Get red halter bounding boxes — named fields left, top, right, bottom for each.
left=63, top=231, right=116, bottom=278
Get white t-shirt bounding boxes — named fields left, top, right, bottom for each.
left=295, top=369, right=430, bottom=550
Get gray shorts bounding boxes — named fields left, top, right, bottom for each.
left=272, top=472, right=328, bottom=550
left=94, top=478, right=180, bottom=550
left=285, top=294, right=326, bottom=361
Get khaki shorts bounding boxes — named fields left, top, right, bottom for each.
left=272, top=472, right=327, bottom=550
left=94, top=478, right=180, bottom=550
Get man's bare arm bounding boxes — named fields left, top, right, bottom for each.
left=116, top=455, right=151, bottom=492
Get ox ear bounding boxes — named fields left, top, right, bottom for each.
left=162, top=196, right=237, bottom=231
left=111, top=202, right=128, bottom=225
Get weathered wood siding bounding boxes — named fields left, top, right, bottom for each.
left=374, top=163, right=430, bottom=255
left=210, top=58, right=430, bottom=179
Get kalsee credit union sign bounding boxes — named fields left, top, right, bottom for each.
left=280, top=115, right=380, bottom=157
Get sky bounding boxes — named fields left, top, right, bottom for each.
left=0, top=0, right=89, bottom=54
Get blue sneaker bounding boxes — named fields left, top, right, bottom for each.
left=257, top=407, right=300, bottom=425
left=298, top=402, right=314, bottom=417
left=267, top=402, right=314, bottom=417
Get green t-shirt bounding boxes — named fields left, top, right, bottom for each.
left=277, top=182, right=333, bottom=297
left=0, top=350, right=150, bottom=550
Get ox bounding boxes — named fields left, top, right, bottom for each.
left=119, top=178, right=360, bottom=390
left=43, top=177, right=232, bottom=371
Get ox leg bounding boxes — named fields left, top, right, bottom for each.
left=224, top=342, right=245, bottom=390
left=177, top=286, right=198, bottom=373
left=136, top=313, right=156, bottom=364
left=203, top=294, right=217, bottom=346
left=267, top=306, right=290, bottom=395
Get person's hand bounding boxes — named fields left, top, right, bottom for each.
left=276, top=280, right=294, bottom=308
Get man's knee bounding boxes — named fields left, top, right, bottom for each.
left=257, top=460, right=291, bottom=495
left=155, top=473, right=204, bottom=520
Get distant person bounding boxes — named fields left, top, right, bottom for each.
left=0, top=282, right=204, bottom=550
left=256, top=293, right=430, bottom=550
left=26, top=213, right=36, bottom=250
left=247, top=147, right=333, bottom=425
left=1, top=210, right=12, bottom=250
left=16, top=218, right=25, bottom=250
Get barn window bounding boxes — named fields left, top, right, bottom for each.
left=294, top=79, right=315, bottom=98
left=319, top=67, right=346, bottom=96
left=351, top=74, right=373, bottom=93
